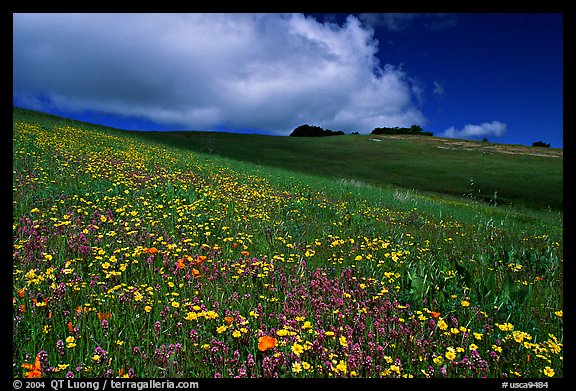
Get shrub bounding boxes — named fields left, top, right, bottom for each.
left=532, top=141, right=550, bottom=148
left=290, top=124, right=345, bottom=137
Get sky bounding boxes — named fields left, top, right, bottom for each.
left=12, top=12, right=564, bottom=147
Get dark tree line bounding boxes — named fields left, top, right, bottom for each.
left=289, top=124, right=344, bottom=137
left=370, top=125, right=433, bottom=136
left=289, top=123, right=432, bottom=137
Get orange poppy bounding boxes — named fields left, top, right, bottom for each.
left=224, top=316, right=234, bottom=326
left=98, top=312, right=112, bottom=321
left=194, top=255, right=207, bottom=265
left=430, top=311, right=441, bottom=319
left=175, top=258, right=186, bottom=270
left=258, top=336, right=277, bottom=352
left=143, top=247, right=159, bottom=255
left=20, top=304, right=26, bottom=313
left=18, top=288, right=25, bottom=298
left=22, top=353, right=42, bottom=378
left=191, top=268, right=200, bottom=278
left=119, top=368, right=125, bottom=377
left=67, top=321, right=74, bottom=333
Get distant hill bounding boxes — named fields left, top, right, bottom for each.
left=13, top=107, right=563, bottom=211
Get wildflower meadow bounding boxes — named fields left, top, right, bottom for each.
left=13, top=113, right=563, bottom=380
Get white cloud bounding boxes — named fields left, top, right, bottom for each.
left=441, top=121, right=507, bottom=140
left=13, top=13, right=427, bottom=134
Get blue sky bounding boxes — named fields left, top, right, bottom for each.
left=13, top=13, right=564, bottom=147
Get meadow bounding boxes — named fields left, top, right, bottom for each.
left=13, top=108, right=563, bottom=380
left=123, top=125, right=563, bottom=212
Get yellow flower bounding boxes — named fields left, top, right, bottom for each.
left=206, top=310, right=219, bottom=319
left=469, top=344, right=478, bottom=351
left=445, top=350, right=456, bottom=361
left=216, top=325, right=227, bottom=334
left=473, top=332, right=483, bottom=340
left=185, top=311, right=198, bottom=321
left=512, top=330, right=528, bottom=343
left=461, top=300, right=470, bottom=307
left=292, top=343, right=304, bottom=356
left=497, top=323, right=514, bottom=331
left=554, top=310, right=563, bottom=318
left=339, top=335, right=348, bottom=347
left=65, top=336, right=76, bottom=348
left=336, top=360, right=348, bottom=374
left=438, top=319, right=448, bottom=330
left=232, top=330, right=241, bottom=338
left=292, top=362, right=302, bottom=373
left=543, top=366, right=555, bottom=377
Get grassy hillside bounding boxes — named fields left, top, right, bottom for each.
left=14, top=107, right=562, bottom=212
left=12, top=107, right=563, bottom=379
left=127, top=128, right=562, bottom=212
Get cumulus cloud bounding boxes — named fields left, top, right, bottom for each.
left=440, top=121, right=507, bottom=140
left=13, top=13, right=428, bottom=135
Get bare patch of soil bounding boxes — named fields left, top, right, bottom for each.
left=369, top=135, right=562, bottom=158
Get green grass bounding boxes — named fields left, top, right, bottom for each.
left=12, top=107, right=563, bottom=379
left=122, top=126, right=562, bottom=212
left=14, top=107, right=563, bottom=212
